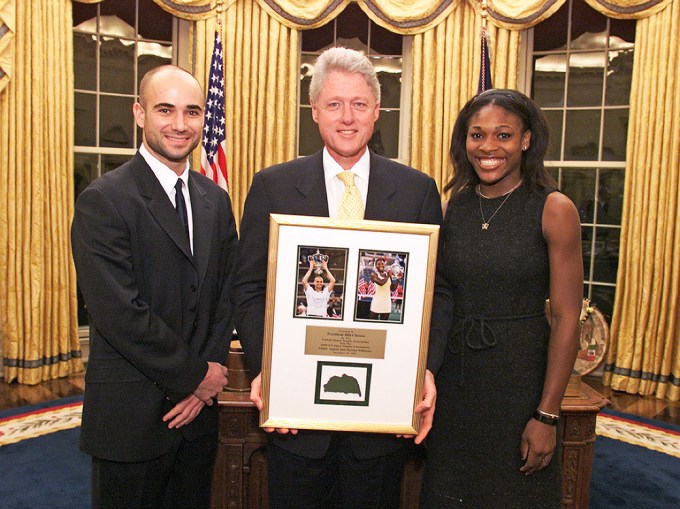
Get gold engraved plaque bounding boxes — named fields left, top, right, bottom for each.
left=305, top=326, right=386, bottom=359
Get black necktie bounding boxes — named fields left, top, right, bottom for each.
left=174, top=178, right=189, bottom=239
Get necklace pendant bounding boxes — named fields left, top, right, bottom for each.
left=482, top=222, right=490, bottom=230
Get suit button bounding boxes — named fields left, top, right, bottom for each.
left=190, top=285, right=197, bottom=292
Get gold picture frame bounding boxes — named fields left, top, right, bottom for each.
left=259, top=214, right=440, bottom=434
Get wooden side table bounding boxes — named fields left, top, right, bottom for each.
left=210, top=391, right=268, bottom=509
left=212, top=381, right=607, bottom=509
left=560, top=379, right=609, bottom=508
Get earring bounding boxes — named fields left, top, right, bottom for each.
left=522, top=145, right=528, bottom=151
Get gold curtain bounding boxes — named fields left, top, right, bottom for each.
left=584, top=0, right=673, bottom=19
left=153, top=1, right=673, bottom=25
left=604, top=0, right=680, bottom=401
left=189, top=0, right=298, bottom=224
left=411, top=2, right=520, bottom=193
left=0, top=0, right=14, bottom=94
left=0, top=0, right=84, bottom=384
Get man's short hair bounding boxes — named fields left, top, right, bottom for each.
left=309, top=47, right=381, bottom=104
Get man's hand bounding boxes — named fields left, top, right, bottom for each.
left=194, top=361, right=228, bottom=405
left=399, top=369, right=436, bottom=444
left=250, top=372, right=298, bottom=435
left=163, top=394, right=205, bottom=429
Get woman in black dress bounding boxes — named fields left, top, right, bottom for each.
left=422, top=89, right=583, bottom=508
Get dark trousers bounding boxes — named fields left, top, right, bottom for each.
left=267, top=435, right=406, bottom=509
left=91, top=432, right=216, bottom=509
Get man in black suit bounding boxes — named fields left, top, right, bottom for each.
left=71, top=65, right=238, bottom=509
left=234, top=47, right=441, bottom=508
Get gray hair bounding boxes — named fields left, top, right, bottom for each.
left=309, top=47, right=381, bottom=104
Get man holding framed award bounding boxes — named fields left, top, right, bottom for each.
left=233, top=47, right=442, bottom=508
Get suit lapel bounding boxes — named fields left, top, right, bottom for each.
left=187, top=174, right=212, bottom=289
left=133, top=153, right=194, bottom=262
left=294, top=151, right=330, bottom=217
left=365, top=151, right=398, bottom=221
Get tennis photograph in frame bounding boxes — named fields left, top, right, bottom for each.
left=259, top=214, right=439, bottom=434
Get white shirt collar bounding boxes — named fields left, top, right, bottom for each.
left=139, top=143, right=190, bottom=196
left=322, top=147, right=370, bottom=187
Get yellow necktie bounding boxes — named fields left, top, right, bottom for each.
left=337, top=171, right=364, bottom=219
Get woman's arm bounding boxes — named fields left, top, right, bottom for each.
left=520, top=191, right=583, bottom=475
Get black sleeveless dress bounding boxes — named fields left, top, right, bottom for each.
left=422, top=184, right=562, bottom=508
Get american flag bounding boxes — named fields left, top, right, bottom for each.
left=200, top=32, right=228, bottom=190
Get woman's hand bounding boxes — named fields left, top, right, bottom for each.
left=519, top=417, right=556, bottom=475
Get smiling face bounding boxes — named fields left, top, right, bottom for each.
left=466, top=104, right=531, bottom=195
left=313, top=276, right=324, bottom=291
left=375, top=259, right=385, bottom=272
left=311, top=70, right=380, bottom=170
left=133, top=67, right=205, bottom=175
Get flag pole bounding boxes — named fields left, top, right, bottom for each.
left=478, top=0, right=493, bottom=94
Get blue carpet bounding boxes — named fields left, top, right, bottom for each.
left=590, top=408, right=680, bottom=509
left=1, top=400, right=678, bottom=508
left=0, top=397, right=90, bottom=509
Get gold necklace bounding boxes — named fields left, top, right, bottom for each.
left=477, top=180, right=523, bottom=230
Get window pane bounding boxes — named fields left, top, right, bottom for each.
left=102, top=154, right=133, bottom=174
left=138, top=43, right=173, bottom=90
left=372, top=56, right=401, bottom=108
left=138, top=0, right=173, bottom=41
left=593, top=227, right=619, bottom=283
left=298, top=107, right=324, bottom=156
left=300, top=54, right=316, bottom=105
left=100, top=0, right=135, bottom=36
left=590, top=285, right=615, bottom=323
left=567, top=52, right=604, bottom=107
left=560, top=168, right=596, bottom=223
left=99, top=95, right=135, bottom=148
left=610, top=18, right=636, bottom=44
left=74, top=153, right=99, bottom=201
left=532, top=55, right=565, bottom=107
left=564, top=109, right=600, bottom=160
left=100, top=38, right=135, bottom=94
left=582, top=225, right=594, bottom=277
left=598, top=169, right=624, bottom=225
left=301, top=23, right=334, bottom=52
left=337, top=4, right=368, bottom=49
left=602, top=108, right=628, bottom=161
left=75, top=92, right=96, bottom=146
left=369, top=21, right=402, bottom=55
left=532, top=3, right=568, bottom=51
left=605, top=48, right=633, bottom=105
left=74, top=32, right=97, bottom=91
left=372, top=111, right=399, bottom=158
left=570, top=2, right=606, bottom=45
left=544, top=110, right=563, bottom=160
left=72, top=2, right=98, bottom=28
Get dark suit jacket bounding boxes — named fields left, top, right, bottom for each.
left=71, top=152, right=238, bottom=462
left=233, top=150, right=442, bottom=460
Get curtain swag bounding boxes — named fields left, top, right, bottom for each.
left=137, top=0, right=674, bottom=27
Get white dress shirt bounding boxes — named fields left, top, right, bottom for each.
left=140, top=144, right=194, bottom=253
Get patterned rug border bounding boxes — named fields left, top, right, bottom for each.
left=596, top=411, right=680, bottom=458
left=0, top=398, right=83, bottom=446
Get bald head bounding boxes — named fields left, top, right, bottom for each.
left=138, top=65, right=203, bottom=108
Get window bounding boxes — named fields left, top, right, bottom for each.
left=527, top=0, right=635, bottom=321
left=298, top=3, right=409, bottom=160
left=72, top=0, right=175, bottom=326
